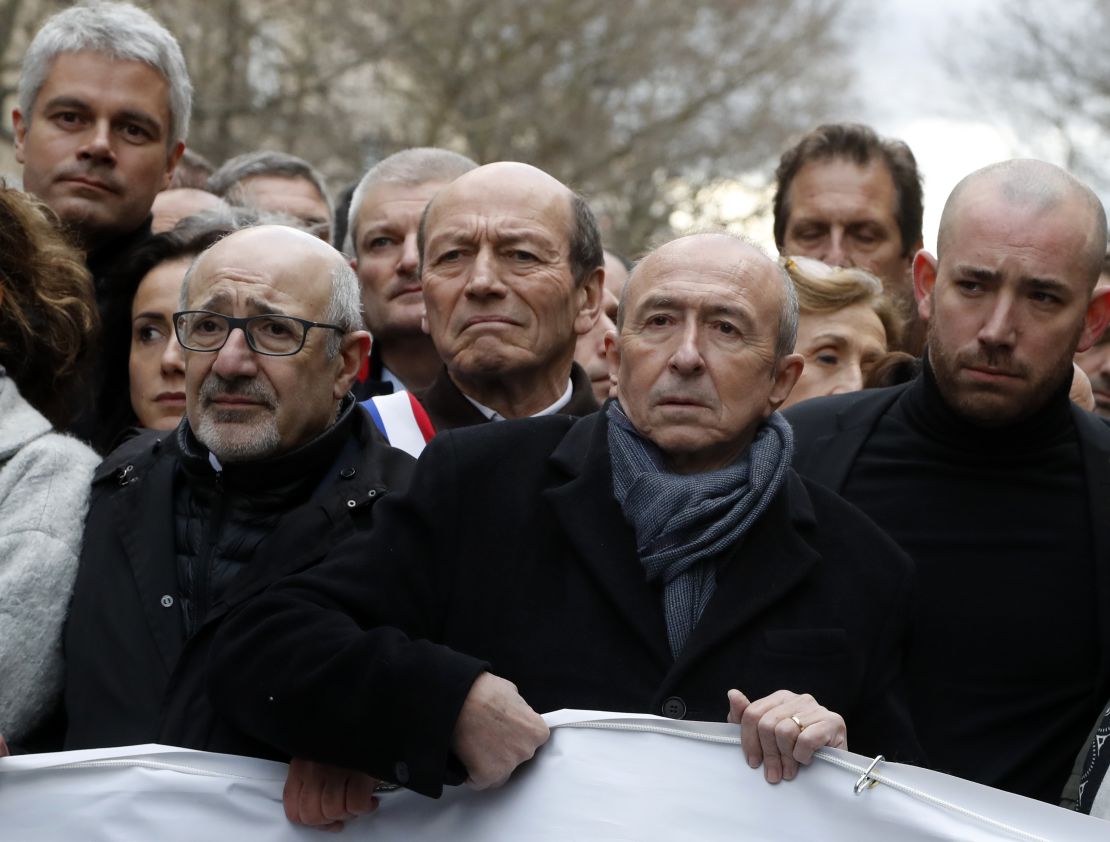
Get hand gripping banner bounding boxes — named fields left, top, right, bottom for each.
left=0, top=711, right=1105, bottom=840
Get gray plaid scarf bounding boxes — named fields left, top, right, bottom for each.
left=607, top=401, right=793, bottom=658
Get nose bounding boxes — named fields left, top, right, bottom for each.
left=463, top=247, right=506, bottom=299
left=210, top=327, right=259, bottom=379
left=668, top=319, right=705, bottom=375
left=398, top=232, right=420, bottom=276
left=162, top=334, right=186, bottom=376
left=77, top=119, right=115, bottom=165
left=821, top=230, right=852, bottom=269
left=977, top=292, right=1017, bottom=349
left=828, top=363, right=865, bottom=395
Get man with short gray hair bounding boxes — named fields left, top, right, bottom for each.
left=209, top=150, right=333, bottom=242
left=346, top=147, right=477, bottom=397
left=64, top=226, right=415, bottom=830
left=13, top=1, right=194, bottom=440
left=14, top=1, right=189, bottom=258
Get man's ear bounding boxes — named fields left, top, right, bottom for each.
left=1077, top=286, right=1110, bottom=353
left=604, top=328, right=621, bottom=372
left=333, top=330, right=371, bottom=399
left=913, top=250, right=938, bottom=322
left=573, top=266, right=604, bottom=337
left=767, top=352, right=804, bottom=412
left=12, top=109, right=26, bottom=164
left=162, top=141, right=186, bottom=189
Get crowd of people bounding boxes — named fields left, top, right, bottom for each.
left=3, top=0, right=1110, bottom=831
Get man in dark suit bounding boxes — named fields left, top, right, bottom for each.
left=785, top=159, right=1110, bottom=804
left=209, top=232, right=921, bottom=810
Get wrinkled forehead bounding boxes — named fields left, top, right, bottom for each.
left=189, top=234, right=334, bottom=315
left=629, top=242, right=781, bottom=312
left=425, top=175, right=574, bottom=242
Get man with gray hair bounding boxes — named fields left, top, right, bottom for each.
left=206, top=231, right=921, bottom=802
left=13, top=2, right=192, bottom=440
left=346, top=147, right=477, bottom=397
left=209, top=150, right=333, bottom=242
left=64, top=226, right=415, bottom=830
left=13, top=1, right=189, bottom=269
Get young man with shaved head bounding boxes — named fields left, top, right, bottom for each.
left=786, top=159, right=1110, bottom=803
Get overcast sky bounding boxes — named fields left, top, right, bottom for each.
left=843, top=0, right=1014, bottom=251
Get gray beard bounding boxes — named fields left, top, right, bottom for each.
left=195, top=410, right=281, bottom=462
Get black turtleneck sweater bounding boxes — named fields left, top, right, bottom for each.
left=842, top=360, right=1098, bottom=803
left=173, top=398, right=358, bottom=637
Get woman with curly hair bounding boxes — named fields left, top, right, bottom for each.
left=0, top=183, right=100, bottom=753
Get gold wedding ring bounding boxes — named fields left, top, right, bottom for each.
left=790, top=715, right=806, bottom=732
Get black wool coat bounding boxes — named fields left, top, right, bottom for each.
left=63, top=406, right=415, bottom=754
left=209, top=410, right=922, bottom=797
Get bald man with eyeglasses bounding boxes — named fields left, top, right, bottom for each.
left=63, top=226, right=416, bottom=831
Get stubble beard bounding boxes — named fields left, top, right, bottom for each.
left=927, top=313, right=1077, bottom=428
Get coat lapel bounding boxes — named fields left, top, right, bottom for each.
left=113, top=456, right=185, bottom=674
left=670, top=472, right=821, bottom=681
left=801, top=387, right=904, bottom=492
left=543, top=414, right=672, bottom=669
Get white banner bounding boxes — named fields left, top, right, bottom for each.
left=0, top=711, right=1104, bottom=841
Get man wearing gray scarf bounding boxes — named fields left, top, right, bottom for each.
left=209, top=232, right=921, bottom=807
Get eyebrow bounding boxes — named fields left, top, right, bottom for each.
left=955, top=265, right=1071, bottom=293
left=806, top=333, right=849, bottom=347
left=132, top=311, right=170, bottom=324
left=195, top=292, right=289, bottom=317
left=428, top=226, right=561, bottom=253
left=41, top=95, right=90, bottom=114
left=636, top=295, right=757, bottom=330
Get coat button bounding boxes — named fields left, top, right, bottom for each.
left=367, top=489, right=377, bottom=498
left=160, top=595, right=174, bottom=608
left=661, top=696, right=686, bottom=719
left=393, top=761, right=409, bottom=784
left=346, top=499, right=357, bottom=508
left=340, top=467, right=356, bottom=479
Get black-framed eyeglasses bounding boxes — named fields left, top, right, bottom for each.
left=173, top=310, right=345, bottom=357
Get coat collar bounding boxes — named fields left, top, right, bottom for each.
left=418, top=363, right=600, bottom=432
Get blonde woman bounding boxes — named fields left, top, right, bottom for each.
left=781, top=255, right=902, bottom=408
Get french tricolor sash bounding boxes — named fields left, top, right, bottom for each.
left=361, top=391, right=435, bottom=458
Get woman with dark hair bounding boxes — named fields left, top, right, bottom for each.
left=0, top=184, right=99, bottom=752
left=93, top=215, right=237, bottom=452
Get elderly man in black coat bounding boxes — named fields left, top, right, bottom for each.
left=209, top=232, right=921, bottom=814
left=64, top=226, right=415, bottom=830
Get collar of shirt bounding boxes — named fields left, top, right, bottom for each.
left=464, top=378, right=574, bottom=422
